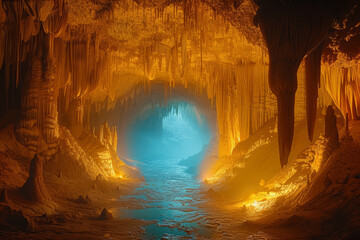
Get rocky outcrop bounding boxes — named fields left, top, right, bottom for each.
left=21, top=154, right=51, bottom=202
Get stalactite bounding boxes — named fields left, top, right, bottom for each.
left=255, top=2, right=332, bottom=167
left=42, top=5, right=68, bottom=38
left=305, top=42, right=323, bottom=141
left=4, top=0, right=354, bottom=174
left=321, top=64, right=360, bottom=120
left=200, top=62, right=279, bottom=156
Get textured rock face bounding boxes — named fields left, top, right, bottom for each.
left=21, top=154, right=51, bottom=202
left=15, top=35, right=59, bottom=156
left=95, top=122, right=117, bottom=153
left=45, top=126, right=106, bottom=180
left=68, top=98, right=84, bottom=139
left=79, top=124, right=117, bottom=177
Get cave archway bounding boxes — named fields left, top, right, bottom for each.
left=126, top=100, right=212, bottom=163
left=90, top=81, right=218, bottom=238
left=90, top=81, right=218, bottom=173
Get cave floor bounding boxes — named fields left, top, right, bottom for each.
left=0, top=156, right=283, bottom=240
left=115, top=157, right=261, bottom=239
left=1, top=122, right=360, bottom=239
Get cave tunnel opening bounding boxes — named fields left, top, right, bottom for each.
left=126, top=101, right=212, bottom=166
left=120, top=100, right=215, bottom=238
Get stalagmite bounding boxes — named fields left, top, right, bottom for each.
left=305, top=42, right=323, bottom=141
left=21, top=154, right=51, bottom=202
left=0, top=188, right=11, bottom=205
left=325, top=105, right=339, bottom=147
left=99, top=208, right=113, bottom=220
left=255, top=2, right=333, bottom=167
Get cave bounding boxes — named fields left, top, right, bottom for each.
left=0, top=0, right=360, bottom=239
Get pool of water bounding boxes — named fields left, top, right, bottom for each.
left=118, top=157, right=213, bottom=239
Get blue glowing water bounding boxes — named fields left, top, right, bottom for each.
left=118, top=102, right=271, bottom=239
left=120, top=103, right=213, bottom=238
left=119, top=157, right=211, bottom=239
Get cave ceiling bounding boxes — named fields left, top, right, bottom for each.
left=0, top=1, right=358, bottom=82
left=65, top=0, right=359, bottom=63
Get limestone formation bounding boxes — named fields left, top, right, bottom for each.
left=305, top=42, right=323, bottom=142
left=254, top=1, right=333, bottom=167
left=21, top=154, right=51, bottom=202
left=99, top=208, right=113, bottom=220
left=15, top=33, right=59, bottom=156
left=325, top=106, right=339, bottom=148
left=78, top=129, right=116, bottom=177
left=68, top=98, right=84, bottom=139
left=93, top=122, right=118, bottom=152
left=0, top=188, right=11, bottom=205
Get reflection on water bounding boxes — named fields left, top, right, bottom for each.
left=119, top=157, right=212, bottom=239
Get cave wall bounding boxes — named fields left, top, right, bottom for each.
left=0, top=0, right=358, bottom=168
